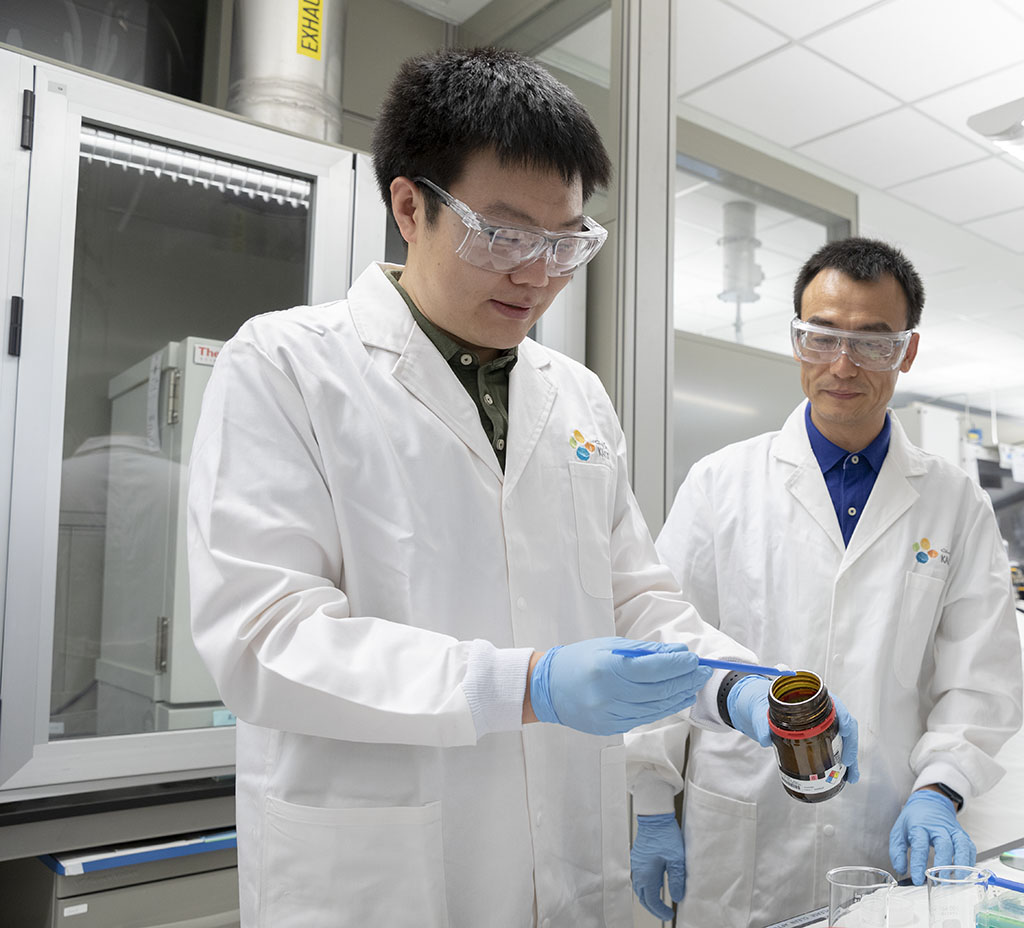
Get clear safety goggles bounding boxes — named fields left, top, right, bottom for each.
left=414, top=176, right=607, bottom=277
left=791, top=318, right=913, bottom=371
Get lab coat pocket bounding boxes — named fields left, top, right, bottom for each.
left=893, top=571, right=945, bottom=688
left=569, top=462, right=613, bottom=599
left=600, top=744, right=632, bottom=926
left=679, top=780, right=756, bottom=928
left=260, top=796, right=448, bottom=928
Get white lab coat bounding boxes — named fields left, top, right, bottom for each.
left=187, top=263, right=751, bottom=928
left=649, top=402, right=1022, bottom=928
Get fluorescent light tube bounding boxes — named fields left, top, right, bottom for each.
left=78, top=125, right=312, bottom=207
left=967, top=96, right=1024, bottom=163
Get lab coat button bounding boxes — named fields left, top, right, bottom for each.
left=823, top=824, right=836, bottom=837
left=517, top=597, right=527, bottom=609
left=832, top=653, right=843, bottom=667
left=535, top=812, right=543, bottom=827
left=542, top=920, right=551, bottom=928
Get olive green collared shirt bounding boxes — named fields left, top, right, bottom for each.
left=385, top=269, right=517, bottom=471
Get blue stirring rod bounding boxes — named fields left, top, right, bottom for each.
left=988, top=874, right=1024, bottom=893
left=611, top=648, right=796, bottom=677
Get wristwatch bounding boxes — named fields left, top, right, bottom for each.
left=930, top=782, right=964, bottom=812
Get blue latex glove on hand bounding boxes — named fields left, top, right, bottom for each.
left=725, top=673, right=772, bottom=745
left=530, top=637, right=713, bottom=735
left=889, top=789, right=976, bottom=885
left=726, top=675, right=860, bottom=783
left=631, top=813, right=685, bottom=922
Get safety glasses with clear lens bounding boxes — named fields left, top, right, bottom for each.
left=414, top=177, right=607, bottom=277
left=791, top=318, right=913, bottom=371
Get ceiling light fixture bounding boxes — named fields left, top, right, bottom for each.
left=967, top=96, right=1024, bottom=163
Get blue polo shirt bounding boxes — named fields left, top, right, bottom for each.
left=805, top=404, right=891, bottom=547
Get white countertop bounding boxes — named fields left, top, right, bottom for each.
left=761, top=843, right=1024, bottom=928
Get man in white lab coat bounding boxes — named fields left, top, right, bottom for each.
left=186, top=48, right=834, bottom=928
left=646, top=237, right=1023, bottom=927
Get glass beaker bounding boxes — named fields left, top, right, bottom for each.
left=827, top=866, right=896, bottom=927
left=926, top=866, right=991, bottom=928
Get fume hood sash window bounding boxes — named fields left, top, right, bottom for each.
left=79, top=125, right=312, bottom=207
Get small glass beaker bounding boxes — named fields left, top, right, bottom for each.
left=826, top=866, right=896, bottom=927
left=926, top=865, right=991, bottom=928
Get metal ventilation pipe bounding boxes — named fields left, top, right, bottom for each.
left=717, top=200, right=764, bottom=343
left=227, top=0, right=344, bottom=143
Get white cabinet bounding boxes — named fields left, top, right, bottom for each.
left=0, top=47, right=385, bottom=796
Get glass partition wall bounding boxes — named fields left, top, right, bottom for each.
left=671, top=150, right=853, bottom=489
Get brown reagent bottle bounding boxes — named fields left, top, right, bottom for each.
left=768, top=670, right=847, bottom=803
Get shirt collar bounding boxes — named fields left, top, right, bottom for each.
left=384, top=267, right=517, bottom=368
left=805, top=403, right=891, bottom=473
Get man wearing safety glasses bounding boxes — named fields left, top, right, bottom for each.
left=650, top=238, right=1022, bottom=928
left=187, top=46, right=796, bottom=928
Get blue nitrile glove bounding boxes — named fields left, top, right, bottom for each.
left=726, top=673, right=772, bottom=745
left=631, top=813, right=685, bottom=922
left=889, top=789, right=976, bottom=885
left=726, top=676, right=860, bottom=783
left=530, top=637, right=713, bottom=735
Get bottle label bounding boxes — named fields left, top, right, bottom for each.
left=774, top=733, right=846, bottom=795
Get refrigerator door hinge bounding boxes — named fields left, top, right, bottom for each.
left=8, top=296, right=24, bottom=356
left=166, top=368, right=181, bottom=424
left=20, top=89, right=34, bottom=150
left=155, top=616, right=169, bottom=672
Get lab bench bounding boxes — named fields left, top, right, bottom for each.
left=760, top=837, right=1024, bottom=928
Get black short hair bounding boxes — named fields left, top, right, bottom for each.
left=371, top=47, right=612, bottom=224
left=793, top=237, right=925, bottom=330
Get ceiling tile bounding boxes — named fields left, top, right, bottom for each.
left=796, top=108, right=989, bottom=188
left=973, top=305, right=1024, bottom=331
left=682, top=45, right=898, bottom=147
left=932, top=280, right=1024, bottom=318
left=915, top=62, right=1024, bottom=148
left=965, top=209, right=1024, bottom=253
left=758, top=214, right=828, bottom=249
left=675, top=223, right=720, bottom=259
left=805, top=0, right=1024, bottom=101
left=887, top=158, right=1024, bottom=223
left=676, top=0, right=787, bottom=95
left=723, top=0, right=881, bottom=39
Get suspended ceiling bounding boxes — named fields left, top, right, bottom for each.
left=539, top=0, right=1024, bottom=420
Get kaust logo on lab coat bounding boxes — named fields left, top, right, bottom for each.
left=913, top=536, right=950, bottom=565
left=569, top=429, right=610, bottom=463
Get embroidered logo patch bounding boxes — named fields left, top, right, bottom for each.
left=569, top=429, right=609, bottom=463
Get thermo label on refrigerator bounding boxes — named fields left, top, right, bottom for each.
left=193, top=344, right=219, bottom=367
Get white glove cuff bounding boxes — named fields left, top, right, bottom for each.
left=462, top=639, right=534, bottom=739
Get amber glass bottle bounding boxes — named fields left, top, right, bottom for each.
left=768, top=670, right=847, bottom=803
